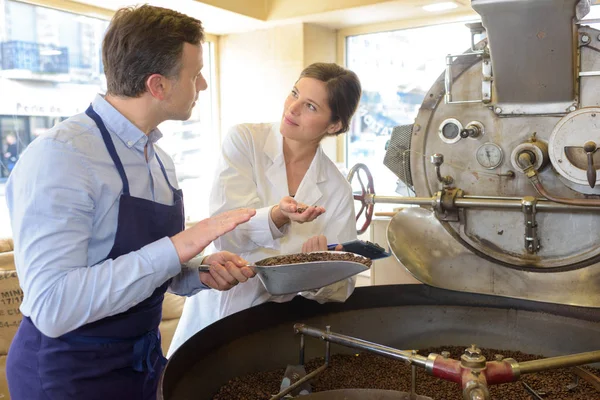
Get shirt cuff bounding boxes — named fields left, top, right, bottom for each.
left=267, top=206, right=286, bottom=239
left=181, top=266, right=210, bottom=292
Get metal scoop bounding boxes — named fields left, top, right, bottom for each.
left=184, top=251, right=370, bottom=296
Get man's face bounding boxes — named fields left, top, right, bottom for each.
left=164, top=42, right=207, bottom=121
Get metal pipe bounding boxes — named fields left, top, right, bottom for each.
left=269, top=364, right=328, bottom=400
left=299, top=334, right=305, bottom=365
left=411, top=350, right=417, bottom=398
left=518, top=350, right=600, bottom=375
left=294, top=324, right=429, bottom=369
left=528, top=174, right=600, bottom=207
left=370, top=194, right=600, bottom=211
left=521, top=382, right=544, bottom=400
left=577, top=18, right=600, bottom=24
left=445, top=55, right=453, bottom=104
left=325, top=326, right=331, bottom=366
left=370, top=195, right=434, bottom=205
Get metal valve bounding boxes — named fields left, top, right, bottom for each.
left=459, top=121, right=484, bottom=139
left=431, top=153, right=454, bottom=187
left=583, top=141, right=597, bottom=188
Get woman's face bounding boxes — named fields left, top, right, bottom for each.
left=280, top=77, right=341, bottom=143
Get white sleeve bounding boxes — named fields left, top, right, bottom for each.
left=210, top=126, right=284, bottom=253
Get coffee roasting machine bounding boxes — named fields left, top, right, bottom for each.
left=161, top=1, right=600, bottom=399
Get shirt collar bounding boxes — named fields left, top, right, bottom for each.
left=91, top=94, right=164, bottom=149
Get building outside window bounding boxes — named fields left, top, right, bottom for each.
left=0, top=0, right=218, bottom=236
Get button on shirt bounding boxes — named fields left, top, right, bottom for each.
left=6, top=94, right=205, bottom=338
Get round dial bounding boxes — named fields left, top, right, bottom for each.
left=476, top=143, right=504, bottom=169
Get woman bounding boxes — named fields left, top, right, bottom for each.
left=168, top=63, right=362, bottom=356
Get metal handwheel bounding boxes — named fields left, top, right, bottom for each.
left=347, top=163, right=375, bottom=235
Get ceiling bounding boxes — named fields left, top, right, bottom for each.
left=64, top=0, right=478, bottom=34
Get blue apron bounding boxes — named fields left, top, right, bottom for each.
left=6, top=105, right=185, bottom=400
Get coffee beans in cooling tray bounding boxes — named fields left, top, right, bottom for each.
left=255, top=252, right=372, bottom=268
left=213, top=345, right=600, bottom=400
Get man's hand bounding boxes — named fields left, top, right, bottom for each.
left=302, top=235, right=342, bottom=252
left=171, top=208, right=256, bottom=263
left=199, top=251, right=256, bottom=290
left=271, top=196, right=325, bottom=228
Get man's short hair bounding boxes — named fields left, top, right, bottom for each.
left=102, top=5, right=204, bottom=98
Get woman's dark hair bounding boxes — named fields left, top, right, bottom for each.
left=102, top=5, right=204, bottom=97
left=299, top=63, right=362, bottom=135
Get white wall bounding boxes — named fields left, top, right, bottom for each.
left=218, top=22, right=339, bottom=160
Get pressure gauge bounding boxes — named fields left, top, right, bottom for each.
left=476, top=143, right=504, bottom=169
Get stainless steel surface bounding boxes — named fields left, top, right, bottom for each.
left=444, top=52, right=487, bottom=105
left=373, top=1, right=600, bottom=302
left=255, top=252, right=370, bottom=295
left=521, top=196, right=540, bottom=254
left=184, top=251, right=369, bottom=295
left=298, top=389, right=433, bottom=400
left=294, top=323, right=429, bottom=369
left=471, top=0, right=579, bottom=114
left=548, top=108, right=600, bottom=193
left=160, top=286, right=600, bottom=400
left=387, top=207, right=600, bottom=305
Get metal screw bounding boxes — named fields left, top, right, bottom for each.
left=494, top=107, right=502, bottom=114
left=494, top=354, right=504, bottom=361
left=582, top=34, right=591, bottom=44
left=558, top=159, right=563, bottom=163
left=569, top=105, right=577, bottom=112
left=441, top=351, right=450, bottom=359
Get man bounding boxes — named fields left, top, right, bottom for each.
left=3, top=133, right=18, bottom=172
left=5, top=5, right=255, bottom=399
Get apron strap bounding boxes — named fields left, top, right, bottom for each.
left=85, top=105, right=131, bottom=195
left=132, top=330, right=167, bottom=376
left=155, top=153, right=179, bottom=193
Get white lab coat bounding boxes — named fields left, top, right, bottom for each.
left=167, top=122, right=357, bottom=357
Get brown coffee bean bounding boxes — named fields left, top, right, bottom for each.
left=214, top=346, right=600, bottom=400
left=256, top=252, right=372, bottom=268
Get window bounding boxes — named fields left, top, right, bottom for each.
left=346, top=22, right=474, bottom=209
left=0, top=1, right=218, bottom=236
